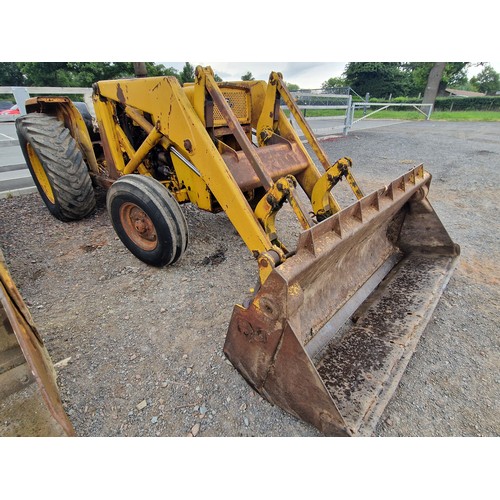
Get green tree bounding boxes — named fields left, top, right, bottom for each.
left=65, top=62, right=135, bottom=86
left=0, top=63, right=25, bottom=85
left=12, top=62, right=182, bottom=88
left=286, top=82, right=300, bottom=91
left=179, top=62, right=195, bottom=85
left=144, top=63, right=180, bottom=79
left=241, top=71, right=254, bottom=81
left=321, top=77, right=346, bottom=90
left=342, top=62, right=407, bottom=98
left=18, top=62, right=72, bottom=86
left=402, top=62, right=471, bottom=96
left=130, top=63, right=181, bottom=80
left=470, top=64, right=500, bottom=94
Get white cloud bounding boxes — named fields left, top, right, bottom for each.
left=161, top=62, right=348, bottom=89
left=163, top=61, right=500, bottom=89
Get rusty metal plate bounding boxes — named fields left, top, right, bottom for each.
left=315, top=254, right=458, bottom=436
left=0, top=250, right=75, bottom=436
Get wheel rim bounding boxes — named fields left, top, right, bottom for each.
left=119, top=202, right=158, bottom=251
left=27, top=143, right=55, bottom=204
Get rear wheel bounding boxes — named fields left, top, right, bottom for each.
left=16, top=113, right=95, bottom=221
left=107, top=175, right=188, bottom=266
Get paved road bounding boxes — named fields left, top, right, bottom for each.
left=0, top=120, right=35, bottom=199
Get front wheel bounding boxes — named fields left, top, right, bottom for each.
left=106, top=175, right=189, bottom=267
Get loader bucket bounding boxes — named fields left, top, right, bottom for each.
left=0, top=249, right=75, bottom=436
left=224, top=165, right=459, bottom=436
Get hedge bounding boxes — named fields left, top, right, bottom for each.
left=363, top=95, right=500, bottom=112
left=434, top=96, right=500, bottom=111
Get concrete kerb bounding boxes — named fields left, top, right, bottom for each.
left=0, top=186, right=37, bottom=200
left=0, top=139, right=19, bottom=148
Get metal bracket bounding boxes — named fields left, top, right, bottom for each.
left=311, top=157, right=364, bottom=220
left=255, top=176, right=313, bottom=255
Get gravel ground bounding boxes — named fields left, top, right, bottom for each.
left=0, top=120, right=498, bottom=437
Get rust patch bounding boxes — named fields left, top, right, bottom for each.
left=116, top=83, right=126, bottom=104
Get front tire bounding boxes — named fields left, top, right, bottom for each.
left=107, top=175, right=189, bottom=267
left=16, top=113, right=96, bottom=221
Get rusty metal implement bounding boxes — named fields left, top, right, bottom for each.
left=0, top=249, right=75, bottom=436
left=224, top=165, right=460, bottom=436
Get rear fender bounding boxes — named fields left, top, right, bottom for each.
left=25, top=96, right=99, bottom=174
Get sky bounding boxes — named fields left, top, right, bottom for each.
left=160, top=61, right=500, bottom=90
left=160, top=62, right=347, bottom=89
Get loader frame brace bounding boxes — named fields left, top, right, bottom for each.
left=259, top=72, right=365, bottom=214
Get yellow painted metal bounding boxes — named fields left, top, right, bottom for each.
left=123, top=106, right=189, bottom=201
left=255, top=175, right=312, bottom=251
left=88, top=68, right=372, bottom=285
left=114, top=126, right=150, bottom=176
left=26, top=143, right=55, bottom=203
left=251, top=73, right=330, bottom=203
left=311, top=157, right=359, bottom=217
left=266, top=72, right=365, bottom=212
left=273, top=72, right=331, bottom=171
left=256, top=72, right=281, bottom=145
left=254, top=178, right=290, bottom=249
left=94, top=75, right=275, bottom=261
left=170, top=154, right=211, bottom=209
left=193, top=68, right=208, bottom=126
left=203, top=70, right=274, bottom=191
left=346, top=171, right=364, bottom=199
left=123, top=125, right=163, bottom=175
left=92, top=95, right=127, bottom=176
left=124, top=106, right=172, bottom=149
left=0, top=250, right=75, bottom=436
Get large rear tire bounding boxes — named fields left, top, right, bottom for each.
left=107, top=175, right=189, bottom=267
left=16, top=113, right=96, bottom=221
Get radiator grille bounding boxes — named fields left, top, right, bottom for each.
left=213, top=88, right=250, bottom=126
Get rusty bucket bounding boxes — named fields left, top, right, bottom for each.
left=0, top=249, right=75, bottom=436
left=224, top=165, right=459, bottom=436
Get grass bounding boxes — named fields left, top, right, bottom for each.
left=296, top=108, right=500, bottom=122
left=427, top=111, right=500, bottom=121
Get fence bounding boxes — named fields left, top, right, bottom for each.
left=288, top=90, right=430, bottom=136
left=1, top=86, right=431, bottom=136
left=344, top=102, right=433, bottom=134
left=289, top=90, right=353, bottom=135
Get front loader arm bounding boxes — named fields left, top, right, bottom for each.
left=93, top=76, right=280, bottom=276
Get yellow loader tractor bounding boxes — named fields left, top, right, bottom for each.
left=15, top=66, right=459, bottom=436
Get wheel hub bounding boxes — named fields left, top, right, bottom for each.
left=119, top=202, right=158, bottom=251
